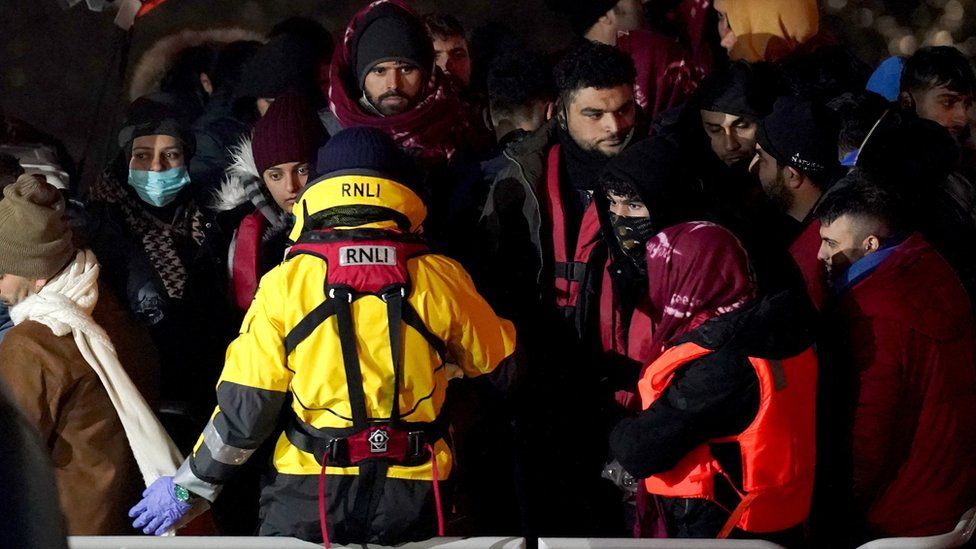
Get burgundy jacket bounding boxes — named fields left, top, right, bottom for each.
left=834, top=233, right=976, bottom=537
left=790, top=218, right=827, bottom=311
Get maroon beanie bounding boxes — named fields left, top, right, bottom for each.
left=251, top=94, right=324, bottom=175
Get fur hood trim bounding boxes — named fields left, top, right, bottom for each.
left=129, top=27, right=266, bottom=101
left=211, top=135, right=260, bottom=212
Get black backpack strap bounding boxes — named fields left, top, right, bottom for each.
left=331, top=287, right=369, bottom=429
left=284, top=299, right=339, bottom=355
left=382, top=287, right=406, bottom=423
left=401, top=303, right=447, bottom=359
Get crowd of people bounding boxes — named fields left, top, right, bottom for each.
left=1, top=0, right=975, bottom=547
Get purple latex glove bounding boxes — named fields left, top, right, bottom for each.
left=128, top=476, right=192, bottom=536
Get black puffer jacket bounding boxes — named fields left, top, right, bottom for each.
left=610, top=290, right=817, bottom=539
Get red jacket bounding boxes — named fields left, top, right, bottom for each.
left=789, top=219, right=827, bottom=310
left=835, top=233, right=976, bottom=537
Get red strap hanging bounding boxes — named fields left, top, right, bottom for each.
left=136, top=0, right=168, bottom=17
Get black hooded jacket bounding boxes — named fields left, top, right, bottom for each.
left=609, top=290, right=817, bottom=538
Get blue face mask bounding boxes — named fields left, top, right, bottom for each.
left=128, top=166, right=191, bottom=208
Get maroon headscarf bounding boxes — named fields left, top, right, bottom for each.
left=644, top=222, right=757, bottom=365
left=327, top=0, right=490, bottom=165
left=617, top=29, right=703, bottom=121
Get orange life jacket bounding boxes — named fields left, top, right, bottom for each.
left=638, top=342, right=817, bottom=537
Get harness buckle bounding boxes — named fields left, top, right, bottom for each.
left=328, top=287, right=353, bottom=303
left=326, top=437, right=347, bottom=464
left=408, top=431, right=427, bottom=458
left=381, top=287, right=408, bottom=303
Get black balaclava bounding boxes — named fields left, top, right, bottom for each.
left=601, top=136, right=703, bottom=274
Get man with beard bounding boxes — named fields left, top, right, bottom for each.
left=480, top=40, right=638, bottom=325
left=750, top=96, right=841, bottom=309
left=424, top=13, right=472, bottom=93
left=323, top=0, right=491, bottom=166
left=815, top=174, right=976, bottom=541
left=674, top=62, right=800, bottom=295
left=547, top=0, right=699, bottom=121
left=477, top=40, right=639, bottom=537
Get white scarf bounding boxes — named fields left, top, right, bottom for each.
left=11, top=249, right=182, bottom=486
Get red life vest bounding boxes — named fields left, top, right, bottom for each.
left=543, top=146, right=604, bottom=312
left=231, top=210, right=269, bottom=311
left=638, top=342, right=818, bottom=537
left=543, top=144, right=644, bottom=358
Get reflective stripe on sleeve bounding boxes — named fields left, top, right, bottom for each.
left=203, top=421, right=255, bottom=466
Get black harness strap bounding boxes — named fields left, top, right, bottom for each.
left=384, top=288, right=405, bottom=424
left=284, top=299, right=338, bottom=354
left=402, top=304, right=447, bottom=358
left=332, top=287, right=369, bottom=430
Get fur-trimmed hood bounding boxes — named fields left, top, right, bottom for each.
left=128, top=28, right=266, bottom=101
left=211, top=134, right=259, bottom=212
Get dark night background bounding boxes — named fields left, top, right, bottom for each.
left=0, top=0, right=972, bottom=187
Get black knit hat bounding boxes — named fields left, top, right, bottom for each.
left=118, top=94, right=196, bottom=159
left=314, top=126, right=422, bottom=190
left=696, top=62, right=777, bottom=119
left=756, top=96, right=840, bottom=178
left=353, top=3, right=434, bottom=90
left=547, top=0, right=619, bottom=35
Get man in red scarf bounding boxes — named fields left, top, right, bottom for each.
left=323, top=0, right=491, bottom=166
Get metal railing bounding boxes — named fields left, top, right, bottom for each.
left=68, top=537, right=526, bottom=549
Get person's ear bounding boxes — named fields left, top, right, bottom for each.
left=863, top=234, right=882, bottom=253
left=556, top=99, right=568, bottom=130
left=545, top=101, right=556, bottom=121
left=785, top=166, right=803, bottom=189
left=483, top=106, right=494, bottom=132
left=898, top=90, right=915, bottom=110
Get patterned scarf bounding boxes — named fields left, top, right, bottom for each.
left=89, top=163, right=206, bottom=300
left=643, top=222, right=757, bottom=366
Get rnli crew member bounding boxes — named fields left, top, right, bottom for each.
left=129, top=127, right=519, bottom=545
left=609, top=222, right=818, bottom=542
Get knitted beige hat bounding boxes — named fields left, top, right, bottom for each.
left=0, top=174, right=75, bottom=279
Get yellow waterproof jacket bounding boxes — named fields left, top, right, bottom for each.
left=174, top=239, right=517, bottom=500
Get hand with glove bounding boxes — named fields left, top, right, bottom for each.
left=129, top=476, right=192, bottom=536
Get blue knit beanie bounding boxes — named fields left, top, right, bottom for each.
left=313, top=127, right=421, bottom=189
